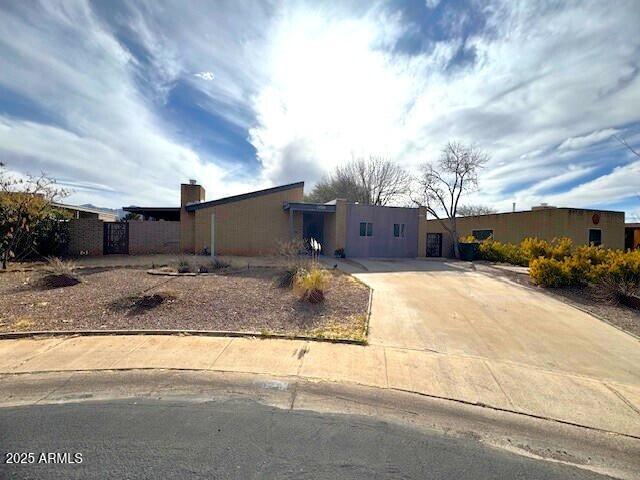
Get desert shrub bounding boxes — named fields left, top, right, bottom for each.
left=276, top=238, right=305, bottom=259
left=275, top=265, right=301, bottom=288
left=592, top=250, right=640, bottom=306
left=529, top=257, right=572, bottom=287
left=549, top=237, right=573, bottom=260
left=198, top=258, right=230, bottom=273
left=519, top=237, right=550, bottom=260
left=459, top=235, right=477, bottom=243
left=478, top=240, right=528, bottom=266
left=334, top=248, right=345, bottom=258
left=36, top=257, right=80, bottom=289
left=175, top=257, right=193, bottom=273
left=294, top=266, right=329, bottom=303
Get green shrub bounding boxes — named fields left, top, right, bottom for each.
left=294, top=266, right=329, bottom=303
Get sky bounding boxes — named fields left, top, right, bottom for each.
left=0, top=0, right=639, bottom=220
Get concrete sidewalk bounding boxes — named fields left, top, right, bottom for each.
left=2, top=334, right=640, bottom=438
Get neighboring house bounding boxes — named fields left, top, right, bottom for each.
left=424, top=205, right=625, bottom=257
left=626, top=223, right=640, bottom=250
left=52, top=202, right=118, bottom=222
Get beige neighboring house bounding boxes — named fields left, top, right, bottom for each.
left=424, top=205, right=625, bottom=257
left=52, top=202, right=118, bottom=222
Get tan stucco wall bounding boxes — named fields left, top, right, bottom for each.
left=423, top=208, right=625, bottom=257
left=323, top=212, right=337, bottom=255
left=67, top=218, right=103, bottom=256
left=129, top=221, right=180, bottom=254
left=417, top=206, right=427, bottom=257
left=192, top=185, right=304, bottom=255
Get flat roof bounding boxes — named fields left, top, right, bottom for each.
left=283, top=202, right=336, bottom=213
left=425, top=206, right=625, bottom=221
left=185, top=181, right=304, bottom=211
left=123, top=207, right=180, bottom=213
left=52, top=202, right=118, bottom=217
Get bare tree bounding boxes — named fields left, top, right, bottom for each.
left=457, top=204, right=497, bottom=216
left=413, top=142, right=489, bottom=258
left=615, top=135, right=640, bottom=159
left=306, top=156, right=410, bottom=205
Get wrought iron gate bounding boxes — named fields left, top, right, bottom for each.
left=103, top=222, right=129, bottom=254
left=426, top=233, right=442, bottom=257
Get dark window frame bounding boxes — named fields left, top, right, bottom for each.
left=393, top=223, right=406, bottom=238
left=588, top=228, right=602, bottom=246
left=472, top=229, right=493, bottom=241
left=359, top=222, right=373, bottom=237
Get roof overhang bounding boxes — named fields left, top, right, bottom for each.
left=283, top=202, right=336, bottom=213
left=186, top=181, right=304, bottom=212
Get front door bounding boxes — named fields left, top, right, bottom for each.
left=426, top=233, right=442, bottom=257
left=103, top=222, right=129, bottom=254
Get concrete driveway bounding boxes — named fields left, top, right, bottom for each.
left=343, top=258, right=640, bottom=386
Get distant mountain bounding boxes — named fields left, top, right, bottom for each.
left=80, top=204, right=126, bottom=219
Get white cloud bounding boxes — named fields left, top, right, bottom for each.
left=558, top=129, right=618, bottom=151
left=194, top=72, right=215, bottom=81
left=0, top=0, right=639, bottom=216
left=425, top=0, right=441, bottom=9
left=248, top=0, right=640, bottom=213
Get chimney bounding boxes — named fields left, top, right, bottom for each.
left=181, top=181, right=205, bottom=207
left=512, top=202, right=516, bottom=212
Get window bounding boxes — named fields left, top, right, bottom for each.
left=472, top=229, right=493, bottom=241
left=359, top=222, right=373, bottom=237
left=394, top=223, right=406, bottom=238
left=589, top=229, right=602, bottom=246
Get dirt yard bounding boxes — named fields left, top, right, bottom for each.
left=0, top=266, right=370, bottom=341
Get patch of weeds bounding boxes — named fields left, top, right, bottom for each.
left=109, top=291, right=177, bottom=316
left=12, top=316, right=36, bottom=331
left=308, top=314, right=367, bottom=342
left=197, top=258, right=231, bottom=273
left=35, top=257, right=81, bottom=289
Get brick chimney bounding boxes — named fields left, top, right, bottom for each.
left=180, top=181, right=205, bottom=253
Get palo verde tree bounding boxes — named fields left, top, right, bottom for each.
left=0, top=162, right=69, bottom=269
left=413, top=142, right=489, bottom=258
left=306, top=156, right=411, bottom=206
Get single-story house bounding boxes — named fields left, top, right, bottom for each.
left=423, top=205, right=625, bottom=257
left=179, top=180, right=420, bottom=257
left=64, top=179, right=630, bottom=257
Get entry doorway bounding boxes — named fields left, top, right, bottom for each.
left=303, top=213, right=324, bottom=252
left=426, top=233, right=442, bottom=257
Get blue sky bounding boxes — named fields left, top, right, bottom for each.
left=0, top=0, right=639, bottom=220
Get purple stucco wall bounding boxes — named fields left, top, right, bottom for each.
left=345, top=204, right=419, bottom=257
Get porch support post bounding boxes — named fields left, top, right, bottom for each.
left=289, top=209, right=294, bottom=240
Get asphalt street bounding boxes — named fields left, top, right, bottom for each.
left=0, top=398, right=612, bottom=480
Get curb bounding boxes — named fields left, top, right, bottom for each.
left=0, top=328, right=368, bottom=345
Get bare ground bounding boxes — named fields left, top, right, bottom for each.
left=0, top=266, right=370, bottom=341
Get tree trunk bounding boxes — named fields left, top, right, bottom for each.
left=1, top=251, right=7, bottom=270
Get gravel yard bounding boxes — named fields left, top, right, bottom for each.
left=0, top=266, right=370, bottom=341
